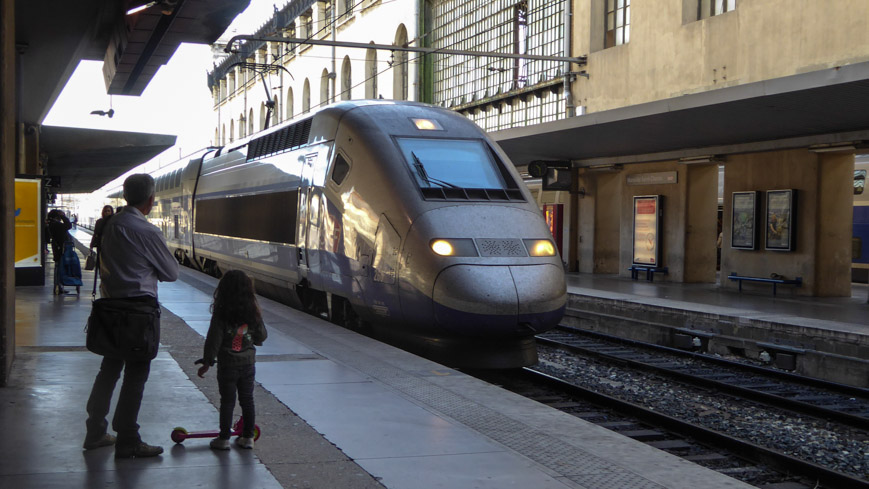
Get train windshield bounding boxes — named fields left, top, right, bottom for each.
left=395, top=138, right=507, bottom=190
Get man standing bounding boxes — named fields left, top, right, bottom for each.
left=83, top=174, right=178, bottom=458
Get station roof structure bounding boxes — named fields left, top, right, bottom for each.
left=492, top=60, right=869, bottom=167
left=14, top=0, right=250, bottom=193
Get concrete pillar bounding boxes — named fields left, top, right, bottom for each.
left=620, top=162, right=684, bottom=280
left=684, top=163, right=719, bottom=283
left=1, top=0, right=15, bottom=386
left=576, top=170, right=595, bottom=274
left=594, top=171, right=621, bottom=273
left=815, top=152, right=854, bottom=296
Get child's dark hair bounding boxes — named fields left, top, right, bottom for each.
left=211, top=270, right=262, bottom=326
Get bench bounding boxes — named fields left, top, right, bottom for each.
left=628, top=265, right=668, bottom=282
left=727, top=272, right=802, bottom=296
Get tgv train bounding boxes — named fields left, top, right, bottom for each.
left=130, top=101, right=567, bottom=368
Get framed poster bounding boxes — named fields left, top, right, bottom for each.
left=730, top=191, right=759, bottom=250
left=765, top=189, right=797, bottom=251
left=632, top=195, right=661, bottom=266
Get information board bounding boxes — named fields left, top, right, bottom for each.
left=14, top=178, right=42, bottom=268
left=632, top=195, right=661, bottom=266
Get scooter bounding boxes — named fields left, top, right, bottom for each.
left=171, top=416, right=261, bottom=444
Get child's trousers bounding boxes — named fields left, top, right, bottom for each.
left=216, top=364, right=256, bottom=439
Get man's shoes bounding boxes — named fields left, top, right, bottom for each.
left=235, top=436, right=254, bottom=449
left=209, top=437, right=230, bottom=450
left=83, top=433, right=116, bottom=450
left=114, top=441, right=163, bottom=459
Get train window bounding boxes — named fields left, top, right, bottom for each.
left=196, top=190, right=298, bottom=244
left=856, top=170, right=866, bottom=195
left=395, top=138, right=507, bottom=190
left=331, top=154, right=350, bottom=185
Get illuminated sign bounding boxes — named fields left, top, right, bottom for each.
left=14, top=178, right=42, bottom=268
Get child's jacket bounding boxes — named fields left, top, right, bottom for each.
left=202, top=316, right=267, bottom=367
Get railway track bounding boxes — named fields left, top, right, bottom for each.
left=537, top=326, right=869, bottom=431
left=468, top=325, right=869, bottom=488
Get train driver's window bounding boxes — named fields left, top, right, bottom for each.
left=331, top=154, right=350, bottom=185
left=395, top=138, right=507, bottom=190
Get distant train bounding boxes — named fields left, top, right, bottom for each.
left=854, top=155, right=868, bottom=283
left=112, top=101, right=567, bottom=368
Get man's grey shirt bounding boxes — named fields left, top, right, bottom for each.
left=99, top=206, right=178, bottom=299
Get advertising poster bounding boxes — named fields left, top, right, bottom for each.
left=731, top=191, right=758, bottom=250
left=14, top=178, right=42, bottom=268
left=766, top=189, right=796, bottom=251
left=632, top=195, right=660, bottom=265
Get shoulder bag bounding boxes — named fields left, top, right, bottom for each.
left=84, top=252, right=161, bottom=361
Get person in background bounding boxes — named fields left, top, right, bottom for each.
left=89, top=205, right=115, bottom=252
left=46, top=209, right=72, bottom=294
left=196, top=270, right=268, bottom=450
left=83, top=174, right=179, bottom=458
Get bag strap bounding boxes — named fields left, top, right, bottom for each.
left=91, top=251, right=99, bottom=301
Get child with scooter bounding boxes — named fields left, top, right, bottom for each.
left=195, top=270, right=268, bottom=450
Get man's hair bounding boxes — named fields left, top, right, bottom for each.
left=123, top=174, right=156, bottom=207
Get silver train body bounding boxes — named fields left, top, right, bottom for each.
left=147, top=101, right=566, bottom=367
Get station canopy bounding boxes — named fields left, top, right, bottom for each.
left=492, top=61, right=869, bottom=167
left=15, top=0, right=250, bottom=192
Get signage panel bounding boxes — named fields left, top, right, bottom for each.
left=14, top=178, right=42, bottom=268
left=632, top=195, right=661, bottom=266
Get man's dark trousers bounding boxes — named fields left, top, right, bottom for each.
left=85, top=356, right=151, bottom=446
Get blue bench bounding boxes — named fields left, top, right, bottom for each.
left=728, top=272, right=802, bottom=296
left=628, top=265, right=668, bottom=282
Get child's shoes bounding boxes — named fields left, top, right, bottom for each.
left=235, top=436, right=254, bottom=449
left=209, top=437, right=230, bottom=450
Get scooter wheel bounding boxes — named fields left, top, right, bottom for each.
left=171, top=427, right=189, bottom=444
left=253, top=424, right=261, bottom=441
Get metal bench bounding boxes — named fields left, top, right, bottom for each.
left=727, top=272, right=802, bottom=296
left=628, top=265, right=669, bottom=282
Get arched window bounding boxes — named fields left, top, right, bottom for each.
left=303, top=79, right=311, bottom=113
left=214, top=128, right=218, bottom=146
left=320, top=68, right=331, bottom=106
left=393, top=25, right=408, bottom=100
left=341, top=55, right=352, bottom=100
left=286, top=87, right=294, bottom=120
left=222, top=124, right=226, bottom=145
left=260, top=102, right=266, bottom=131
left=239, top=113, right=245, bottom=138
left=273, top=95, right=280, bottom=125
left=229, top=120, right=235, bottom=142
left=365, top=44, right=377, bottom=99
left=248, top=108, right=254, bottom=136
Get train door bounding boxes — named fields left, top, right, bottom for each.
left=365, top=214, right=402, bottom=321
left=297, top=148, right=331, bottom=288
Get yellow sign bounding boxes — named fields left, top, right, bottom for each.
left=14, top=178, right=42, bottom=268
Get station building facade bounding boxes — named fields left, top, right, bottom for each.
left=207, top=0, right=868, bottom=298
left=511, top=0, right=866, bottom=298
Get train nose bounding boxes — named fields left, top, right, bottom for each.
left=432, top=264, right=566, bottom=337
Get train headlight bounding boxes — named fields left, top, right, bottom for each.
left=430, top=239, right=477, bottom=256
left=525, top=239, right=556, bottom=257
left=411, top=118, right=443, bottom=131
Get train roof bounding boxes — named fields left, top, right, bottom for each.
left=217, top=100, right=483, bottom=163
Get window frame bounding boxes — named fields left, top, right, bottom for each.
left=604, top=0, right=631, bottom=48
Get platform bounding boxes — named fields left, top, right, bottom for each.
left=565, top=273, right=869, bottom=387
left=0, top=231, right=754, bottom=489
